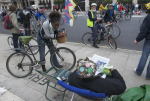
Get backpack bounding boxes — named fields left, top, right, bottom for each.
left=3, top=14, right=14, bottom=30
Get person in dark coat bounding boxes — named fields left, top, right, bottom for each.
left=134, top=3, right=150, bottom=79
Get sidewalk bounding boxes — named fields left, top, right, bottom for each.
left=0, top=87, right=25, bottom=101
left=0, top=33, right=149, bottom=101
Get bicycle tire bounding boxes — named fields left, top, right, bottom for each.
left=107, top=36, right=117, bottom=49
left=50, top=47, right=76, bottom=71
left=7, top=36, right=14, bottom=49
left=110, top=24, right=121, bottom=39
left=25, top=38, right=39, bottom=55
left=6, top=52, right=33, bottom=78
left=82, top=32, right=93, bottom=46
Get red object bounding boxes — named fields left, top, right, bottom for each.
left=3, top=15, right=14, bottom=30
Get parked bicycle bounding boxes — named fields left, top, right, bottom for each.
left=115, top=10, right=132, bottom=21
left=82, top=22, right=117, bottom=49
left=6, top=36, right=76, bottom=78
left=7, top=29, right=39, bottom=55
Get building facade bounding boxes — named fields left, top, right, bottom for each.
left=0, top=0, right=12, bottom=10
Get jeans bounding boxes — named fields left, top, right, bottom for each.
left=12, top=33, right=20, bottom=49
left=37, top=32, right=60, bottom=66
left=91, top=23, right=105, bottom=43
left=136, top=40, right=150, bottom=78
left=37, top=32, right=45, bottom=65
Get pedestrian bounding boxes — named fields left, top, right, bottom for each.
left=87, top=3, right=103, bottom=48
left=9, top=5, right=20, bottom=49
left=134, top=3, right=150, bottom=80
left=22, top=7, right=32, bottom=35
left=37, top=11, right=64, bottom=72
left=104, top=4, right=116, bottom=23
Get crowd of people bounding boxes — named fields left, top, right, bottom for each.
left=98, top=2, right=142, bottom=16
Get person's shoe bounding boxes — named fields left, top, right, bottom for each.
left=42, top=65, right=47, bottom=72
left=93, top=44, right=99, bottom=48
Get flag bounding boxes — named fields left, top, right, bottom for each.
left=64, top=0, right=76, bottom=27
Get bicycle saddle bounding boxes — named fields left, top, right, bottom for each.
left=19, top=36, right=33, bottom=45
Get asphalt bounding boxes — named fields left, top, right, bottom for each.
left=0, top=33, right=150, bottom=101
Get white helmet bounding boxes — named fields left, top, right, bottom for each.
left=91, top=3, right=97, bottom=7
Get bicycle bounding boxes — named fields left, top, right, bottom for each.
left=115, top=10, right=132, bottom=21
left=108, top=22, right=121, bottom=39
left=7, top=29, right=39, bottom=55
left=82, top=22, right=117, bottom=49
left=6, top=36, right=76, bottom=78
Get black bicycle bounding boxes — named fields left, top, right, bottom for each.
left=6, top=36, right=76, bottom=78
left=82, top=23, right=117, bottom=49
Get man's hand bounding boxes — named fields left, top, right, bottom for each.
left=57, top=32, right=66, bottom=38
left=134, top=40, right=138, bottom=44
left=96, top=18, right=102, bottom=22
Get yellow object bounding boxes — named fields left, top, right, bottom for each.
left=145, top=3, right=150, bottom=10
left=87, top=11, right=94, bottom=27
left=99, top=4, right=105, bottom=11
left=104, top=5, right=108, bottom=10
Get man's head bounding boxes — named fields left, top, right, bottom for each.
left=108, top=4, right=114, bottom=10
left=9, top=5, right=16, bottom=12
left=91, top=3, right=97, bottom=11
left=49, top=11, right=61, bottom=30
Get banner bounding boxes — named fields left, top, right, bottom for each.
left=64, top=0, right=76, bottom=27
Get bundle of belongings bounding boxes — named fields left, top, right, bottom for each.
left=68, top=54, right=126, bottom=96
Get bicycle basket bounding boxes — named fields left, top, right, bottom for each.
left=56, top=34, right=67, bottom=43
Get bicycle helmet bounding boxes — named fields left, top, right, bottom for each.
left=91, top=3, right=97, bottom=7
left=145, top=3, right=150, bottom=10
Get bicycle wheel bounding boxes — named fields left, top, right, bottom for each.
left=82, top=32, right=93, bottom=46
left=6, top=52, right=33, bottom=78
left=109, top=24, right=121, bottom=39
left=7, top=36, right=14, bottom=49
left=25, top=38, right=39, bottom=55
left=107, top=36, right=117, bottom=49
left=50, top=47, right=76, bottom=71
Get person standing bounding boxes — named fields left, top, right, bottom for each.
left=134, top=3, right=150, bottom=80
left=22, top=7, right=32, bottom=35
left=9, top=5, right=20, bottom=49
left=87, top=3, right=102, bottom=48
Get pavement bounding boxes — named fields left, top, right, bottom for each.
left=0, top=33, right=150, bottom=101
